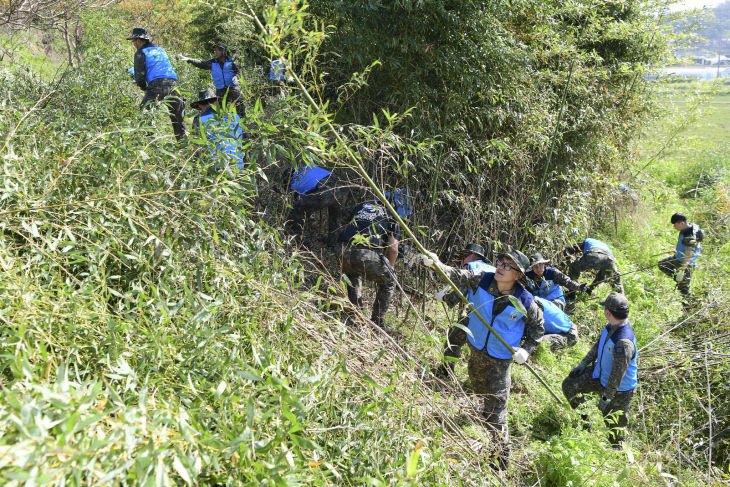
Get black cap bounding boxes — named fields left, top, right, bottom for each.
left=126, top=27, right=152, bottom=40
left=190, top=88, right=218, bottom=109
left=460, top=243, right=486, bottom=261
left=496, top=249, right=530, bottom=274
left=600, top=292, right=630, bottom=315
left=529, top=252, right=550, bottom=267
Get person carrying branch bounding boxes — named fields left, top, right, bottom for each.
left=337, top=191, right=412, bottom=333
left=431, top=243, right=495, bottom=382
left=127, top=28, right=186, bottom=140
left=562, top=292, right=638, bottom=447
left=417, top=248, right=544, bottom=469
left=180, top=43, right=244, bottom=116
left=657, top=212, right=702, bottom=308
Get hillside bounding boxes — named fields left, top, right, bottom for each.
left=0, top=1, right=729, bottom=485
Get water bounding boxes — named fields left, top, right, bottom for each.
left=658, top=66, right=730, bottom=80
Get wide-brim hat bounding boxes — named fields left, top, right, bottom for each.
left=460, top=243, right=486, bottom=261
left=599, top=292, right=629, bottom=315
left=529, top=252, right=550, bottom=267
left=191, top=88, right=218, bottom=108
left=126, top=27, right=151, bottom=40
left=496, top=249, right=530, bottom=274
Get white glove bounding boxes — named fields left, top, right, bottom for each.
left=675, top=270, right=685, bottom=283
left=435, top=287, right=450, bottom=301
left=178, top=54, right=190, bottom=62
left=417, top=251, right=439, bottom=267
left=512, top=347, right=529, bottom=364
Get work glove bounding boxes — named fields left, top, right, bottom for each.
left=598, top=396, right=612, bottom=413
left=675, top=270, right=685, bottom=283
left=568, top=362, right=587, bottom=378
left=416, top=251, right=440, bottom=268
left=512, top=347, right=529, bottom=364
left=177, top=54, right=190, bottom=62
left=435, top=287, right=450, bottom=302
left=579, top=283, right=591, bottom=295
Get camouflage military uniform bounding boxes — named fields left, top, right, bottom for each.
left=562, top=321, right=636, bottom=445
left=438, top=263, right=544, bottom=463
left=658, top=223, right=701, bottom=298
left=525, top=267, right=582, bottom=311
left=289, top=173, right=350, bottom=245
left=540, top=323, right=578, bottom=350
left=337, top=202, right=401, bottom=328
left=568, top=250, right=623, bottom=294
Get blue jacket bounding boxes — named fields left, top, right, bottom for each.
left=592, top=323, right=638, bottom=391
left=290, top=166, right=331, bottom=194
left=198, top=107, right=245, bottom=168
left=212, top=58, right=237, bottom=89
left=467, top=273, right=533, bottom=359
left=140, top=44, right=177, bottom=83
left=583, top=238, right=612, bottom=255
left=535, top=297, right=572, bottom=334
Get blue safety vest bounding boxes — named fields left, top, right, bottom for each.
left=537, top=268, right=566, bottom=303
left=198, top=108, right=245, bottom=168
left=583, top=238, right=612, bottom=255
left=211, top=59, right=237, bottom=89
left=467, top=273, right=533, bottom=359
left=592, top=322, right=638, bottom=391
left=534, top=297, right=572, bottom=334
left=466, top=260, right=497, bottom=301
left=269, top=59, right=285, bottom=81
left=290, top=166, right=331, bottom=194
left=675, top=227, right=701, bottom=264
left=141, top=44, right=177, bottom=83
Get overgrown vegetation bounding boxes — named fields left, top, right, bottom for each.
left=0, top=0, right=728, bottom=485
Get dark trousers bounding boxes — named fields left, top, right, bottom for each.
left=216, top=87, right=244, bottom=117
left=562, top=365, right=635, bottom=444
left=289, top=174, right=350, bottom=244
left=339, top=246, right=396, bottom=326
left=439, top=316, right=468, bottom=375
left=140, top=79, right=186, bottom=140
left=658, top=256, right=693, bottom=297
left=468, top=345, right=512, bottom=462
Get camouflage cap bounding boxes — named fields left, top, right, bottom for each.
left=496, top=249, right=530, bottom=274
left=529, top=252, right=550, bottom=267
left=460, top=243, right=486, bottom=261
left=599, top=292, right=629, bottom=315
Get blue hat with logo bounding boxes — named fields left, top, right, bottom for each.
left=384, top=189, right=413, bottom=218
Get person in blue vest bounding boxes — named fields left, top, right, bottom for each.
left=418, top=248, right=544, bottom=469
left=286, top=164, right=351, bottom=246
left=563, top=238, right=624, bottom=310
left=267, top=58, right=289, bottom=98
left=190, top=89, right=246, bottom=169
left=535, top=296, right=577, bottom=351
left=657, top=213, right=703, bottom=305
left=337, top=192, right=411, bottom=333
left=431, top=243, right=496, bottom=381
left=526, top=252, right=589, bottom=310
left=180, top=43, right=243, bottom=116
left=562, top=292, right=638, bottom=446
left=127, top=27, right=186, bottom=140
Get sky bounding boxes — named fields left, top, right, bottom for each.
left=671, top=0, right=726, bottom=10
